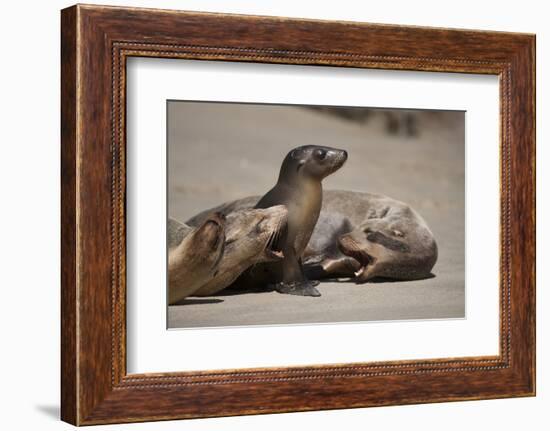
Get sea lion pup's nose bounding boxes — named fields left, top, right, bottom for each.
left=329, top=148, right=348, bottom=168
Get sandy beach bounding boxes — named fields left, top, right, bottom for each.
left=167, top=102, right=465, bottom=328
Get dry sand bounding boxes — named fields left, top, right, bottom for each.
left=167, top=102, right=465, bottom=328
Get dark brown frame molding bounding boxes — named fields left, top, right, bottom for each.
left=61, top=4, right=536, bottom=425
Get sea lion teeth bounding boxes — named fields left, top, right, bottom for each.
left=271, top=250, right=284, bottom=259
left=354, top=265, right=366, bottom=278
left=265, top=245, right=285, bottom=260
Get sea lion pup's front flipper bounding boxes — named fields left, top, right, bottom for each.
left=273, top=247, right=321, bottom=297
left=255, top=145, right=348, bottom=297
left=274, top=280, right=321, bottom=296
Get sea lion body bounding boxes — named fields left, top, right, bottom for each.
left=187, top=190, right=437, bottom=284
left=252, top=145, right=348, bottom=296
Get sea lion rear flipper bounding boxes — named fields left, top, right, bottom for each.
left=274, top=251, right=322, bottom=297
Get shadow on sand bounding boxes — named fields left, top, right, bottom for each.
left=179, top=273, right=437, bottom=302
left=307, top=273, right=436, bottom=285
left=176, top=298, right=224, bottom=305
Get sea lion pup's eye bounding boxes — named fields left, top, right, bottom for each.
left=314, top=148, right=327, bottom=160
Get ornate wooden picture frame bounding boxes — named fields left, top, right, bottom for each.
left=61, top=4, right=535, bottom=425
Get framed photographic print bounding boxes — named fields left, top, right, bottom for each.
left=61, top=4, right=535, bottom=425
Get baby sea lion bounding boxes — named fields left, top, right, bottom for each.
left=168, top=206, right=287, bottom=302
left=168, top=213, right=226, bottom=305
left=253, top=145, right=347, bottom=296
left=187, top=190, right=437, bottom=285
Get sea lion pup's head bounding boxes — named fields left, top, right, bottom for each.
left=337, top=216, right=438, bottom=283
left=278, top=145, right=348, bottom=182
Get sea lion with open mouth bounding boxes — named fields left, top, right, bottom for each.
left=303, top=190, right=438, bottom=282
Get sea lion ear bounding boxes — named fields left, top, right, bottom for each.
left=289, top=148, right=306, bottom=171
left=290, top=148, right=301, bottom=159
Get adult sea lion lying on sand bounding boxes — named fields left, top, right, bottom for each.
left=187, top=190, right=437, bottom=287
left=168, top=206, right=288, bottom=303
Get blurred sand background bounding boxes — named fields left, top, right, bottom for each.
left=167, top=101, right=465, bottom=328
